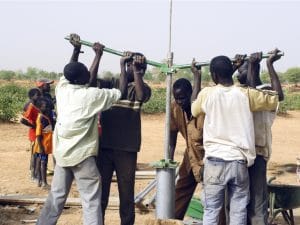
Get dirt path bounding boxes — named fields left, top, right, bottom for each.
left=0, top=112, right=300, bottom=224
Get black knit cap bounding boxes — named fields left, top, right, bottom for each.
left=63, top=62, right=89, bottom=83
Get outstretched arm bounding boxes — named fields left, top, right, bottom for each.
left=89, top=42, right=105, bottom=87
left=119, top=52, right=133, bottom=99
left=132, top=54, right=148, bottom=102
left=20, top=118, right=35, bottom=128
left=232, top=54, right=246, bottom=73
left=169, top=131, right=178, bottom=160
left=69, top=33, right=82, bottom=63
left=247, top=52, right=262, bottom=88
left=267, top=49, right=284, bottom=101
left=191, top=58, right=201, bottom=102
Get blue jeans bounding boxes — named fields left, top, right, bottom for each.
left=247, top=155, right=268, bottom=225
left=202, top=157, right=250, bottom=225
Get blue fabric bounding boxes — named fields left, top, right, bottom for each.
left=37, top=153, right=48, bottom=162
left=247, top=155, right=268, bottom=225
left=202, top=158, right=249, bottom=225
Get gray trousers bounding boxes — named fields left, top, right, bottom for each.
left=202, top=157, right=249, bottom=225
left=37, top=156, right=103, bottom=225
left=247, top=155, right=268, bottom=225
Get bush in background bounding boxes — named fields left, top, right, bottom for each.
left=284, top=67, right=300, bottom=86
left=142, top=86, right=300, bottom=116
left=278, top=90, right=300, bottom=114
left=0, top=81, right=300, bottom=121
left=142, top=88, right=166, bottom=114
left=0, top=68, right=61, bottom=81
left=0, top=84, right=27, bottom=121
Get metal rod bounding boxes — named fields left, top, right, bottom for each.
left=155, top=0, right=176, bottom=220
left=144, top=193, right=156, bottom=208
left=135, top=166, right=179, bottom=207
left=168, top=0, right=173, bottom=55
left=164, top=64, right=173, bottom=160
left=164, top=0, right=173, bottom=160
left=65, top=36, right=284, bottom=73
left=175, top=52, right=285, bottom=70
left=64, top=36, right=164, bottom=68
left=134, top=179, right=157, bottom=204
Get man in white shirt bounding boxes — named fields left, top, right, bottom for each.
left=191, top=55, right=278, bottom=225
left=37, top=39, right=121, bottom=225
left=237, top=49, right=284, bottom=225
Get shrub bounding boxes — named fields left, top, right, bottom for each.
left=144, top=71, right=153, bottom=81
left=142, top=88, right=166, bottom=114
left=142, top=86, right=300, bottom=115
left=278, top=90, right=300, bottom=115
left=0, top=84, right=27, bottom=121
left=0, top=70, right=16, bottom=81
left=283, top=67, right=300, bottom=86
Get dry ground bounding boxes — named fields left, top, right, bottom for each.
left=0, top=112, right=300, bottom=225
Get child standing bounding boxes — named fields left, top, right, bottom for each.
left=33, top=97, right=54, bottom=189
left=20, top=88, right=41, bottom=180
left=36, top=78, right=56, bottom=175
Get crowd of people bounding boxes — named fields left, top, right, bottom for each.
left=20, top=33, right=283, bottom=225
left=21, top=78, right=56, bottom=189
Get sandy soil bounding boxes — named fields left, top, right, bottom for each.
left=0, top=112, right=300, bottom=225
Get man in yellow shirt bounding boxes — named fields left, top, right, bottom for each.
left=192, top=55, right=278, bottom=225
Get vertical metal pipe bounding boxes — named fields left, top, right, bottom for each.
left=155, top=0, right=176, bottom=220
left=168, top=0, right=173, bottom=56
left=164, top=0, right=173, bottom=161
left=164, top=65, right=172, bottom=160
left=155, top=168, right=175, bottom=219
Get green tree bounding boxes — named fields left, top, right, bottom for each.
left=157, top=72, right=167, bottom=82
left=0, top=70, right=16, bottom=81
left=283, top=67, right=300, bottom=86
left=142, top=88, right=166, bottom=113
left=48, top=72, right=60, bottom=80
left=25, top=67, right=39, bottom=80
left=15, top=70, right=25, bottom=80
left=148, top=65, right=165, bottom=83
left=201, top=66, right=211, bottom=82
left=0, top=84, right=27, bottom=121
left=144, top=71, right=153, bottom=81
left=260, top=70, right=270, bottom=83
left=174, top=69, right=192, bottom=82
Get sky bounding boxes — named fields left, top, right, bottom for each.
left=0, top=0, right=300, bottom=74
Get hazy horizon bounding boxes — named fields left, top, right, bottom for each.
left=1, top=0, right=300, bottom=74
